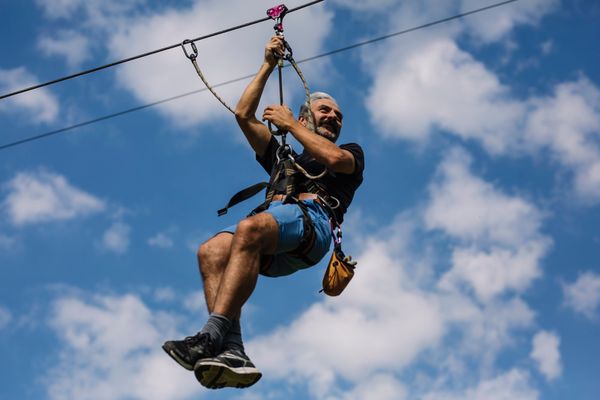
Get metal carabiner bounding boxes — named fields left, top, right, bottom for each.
left=327, top=196, right=341, bottom=210
left=276, top=143, right=292, bottom=163
left=282, top=39, right=294, bottom=61
left=268, top=120, right=287, bottom=137
left=330, top=219, right=343, bottom=246
left=181, top=39, right=198, bottom=61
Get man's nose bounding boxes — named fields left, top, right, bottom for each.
left=324, top=111, right=337, bottom=120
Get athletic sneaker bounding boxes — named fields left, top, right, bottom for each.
left=194, top=349, right=262, bottom=389
left=162, top=332, right=217, bottom=371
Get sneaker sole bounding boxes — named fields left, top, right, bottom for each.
left=162, top=343, right=193, bottom=371
left=194, top=361, right=262, bottom=389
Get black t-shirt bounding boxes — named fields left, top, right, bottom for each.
left=256, top=137, right=364, bottom=223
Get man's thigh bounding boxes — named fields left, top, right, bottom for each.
left=216, top=201, right=331, bottom=276
left=217, top=201, right=302, bottom=254
left=262, top=200, right=332, bottom=277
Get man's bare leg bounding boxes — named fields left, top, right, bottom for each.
left=197, top=233, right=244, bottom=351
left=193, top=213, right=278, bottom=389
left=197, top=232, right=233, bottom=313
left=212, top=212, right=279, bottom=319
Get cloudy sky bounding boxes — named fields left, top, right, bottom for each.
left=1, top=0, right=599, bottom=399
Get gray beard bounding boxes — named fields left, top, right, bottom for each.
left=316, top=126, right=338, bottom=142
left=305, top=114, right=338, bottom=142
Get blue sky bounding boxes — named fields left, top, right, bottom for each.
left=1, top=0, right=599, bottom=399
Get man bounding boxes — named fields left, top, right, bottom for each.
left=162, top=36, right=364, bottom=389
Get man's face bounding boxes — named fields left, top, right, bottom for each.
left=301, top=98, right=343, bottom=142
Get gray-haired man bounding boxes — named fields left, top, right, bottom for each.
left=163, top=35, right=364, bottom=390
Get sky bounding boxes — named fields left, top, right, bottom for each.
left=1, top=0, right=599, bottom=399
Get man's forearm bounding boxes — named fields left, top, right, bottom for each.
left=289, top=121, right=340, bottom=161
left=235, top=63, right=275, bottom=120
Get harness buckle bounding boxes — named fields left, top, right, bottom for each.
left=181, top=39, right=198, bottom=61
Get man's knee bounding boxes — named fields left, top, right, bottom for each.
left=234, top=214, right=278, bottom=253
left=198, top=233, right=232, bottom=274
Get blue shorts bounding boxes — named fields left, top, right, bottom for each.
left=220, top=200, right=332, bottom=277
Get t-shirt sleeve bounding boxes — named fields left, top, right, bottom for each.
left=340, top=143, right=365, bottom=177
left=255, top=136, right=280, bottom=174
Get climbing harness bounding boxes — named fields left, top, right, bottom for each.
left=203, top=3, right=330, bottom=218
left=181, top=3, right=356, bottom=294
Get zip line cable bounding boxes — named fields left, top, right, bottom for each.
left=297, top=0, right=519, bottom=63
left=0, top=0, right=519, bottom=151
left=0, top=74, right=256, bottom=150
left=0, top=0, right=325, bottom=101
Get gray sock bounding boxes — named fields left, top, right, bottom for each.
left=223, top=319, right=244, bottom=352
left=201, top=313, right=232, bottom=351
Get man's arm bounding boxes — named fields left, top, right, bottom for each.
left=262, top=106, right=356, bottom=174
left=234, top=36, right=284, bottom=157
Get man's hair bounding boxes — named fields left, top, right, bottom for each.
left=298, top=92, right=339, bottom=120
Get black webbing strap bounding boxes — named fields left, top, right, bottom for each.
left=217, top=151, right=303, bottom=216
left=217, top=182, right=269, bottom=216
left=286, top=200, right=318, bottom=265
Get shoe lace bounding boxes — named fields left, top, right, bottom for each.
left=184, top=332, right=208, bottom=346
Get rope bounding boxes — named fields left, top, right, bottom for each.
left=183, top=16, right=316, bottom=136
left=0, top=0, right=521, bottom=151
left=0, top=0, right=325, bottom=101
left=184, top=40, right=314, bottom=133
left=291, top=157, right=327, bottom=180
left=190, top=57, right=236, bottom=114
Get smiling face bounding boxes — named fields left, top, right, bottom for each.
left=300, top=98, right=344, bottom=142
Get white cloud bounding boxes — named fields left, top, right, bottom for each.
left=361, top=4, right=600, bottom=204
left=148, top=232, right=174, bottom=249
left=101, top=221, right=131, bottom=254
left=366, top=38, right=524, bottom=154
left=340, top=373, right=407, bottom=400
left=333, top=0, right=558, bottom=46
left=422, top=369, right=539, bottom=400
left=562, top=271, right=600, bottom=320
left=36, top=0, right=87, bottom=19
left=530, top=330, right=562, bottom=381
left=541, top=40, right=554, bottom=55
left=182, top=291, right=205, bottom=314
left=461, top=0, right=560, bottom=44
left=33, top=0, right=333, bottom=128
left=248, top=164, right=541, bottom=398
left=441, top=243, right=546, bottom=302
left=0, top=305, right=12, bottom=330
left=2, top=170, right=105, bottom=226
left=425, top=148, right=544, bottom=246
left=330, top=0, right=398, bottom=12
left=35, top=0, right=145, bottom=27
left=38, top=30, right=91, bottom=68
left=249, top=237, right=445, bottom=398
left=37, top=165, right=545, bottom=399
left=0, top=67, right=59, bottom=124
left=449, top=297, right=535, bottom=364
left=45, top=292, right=199, bottom=400
left=153, top=287, right=176, bottom=302
left=103, top=0, right=333, bottom=128
left=426, top=149, right=549, bottom=303
left=524, top=77, right=600, bottom=202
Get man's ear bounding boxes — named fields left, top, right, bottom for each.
left=298, top=115, right=308, bottom=127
